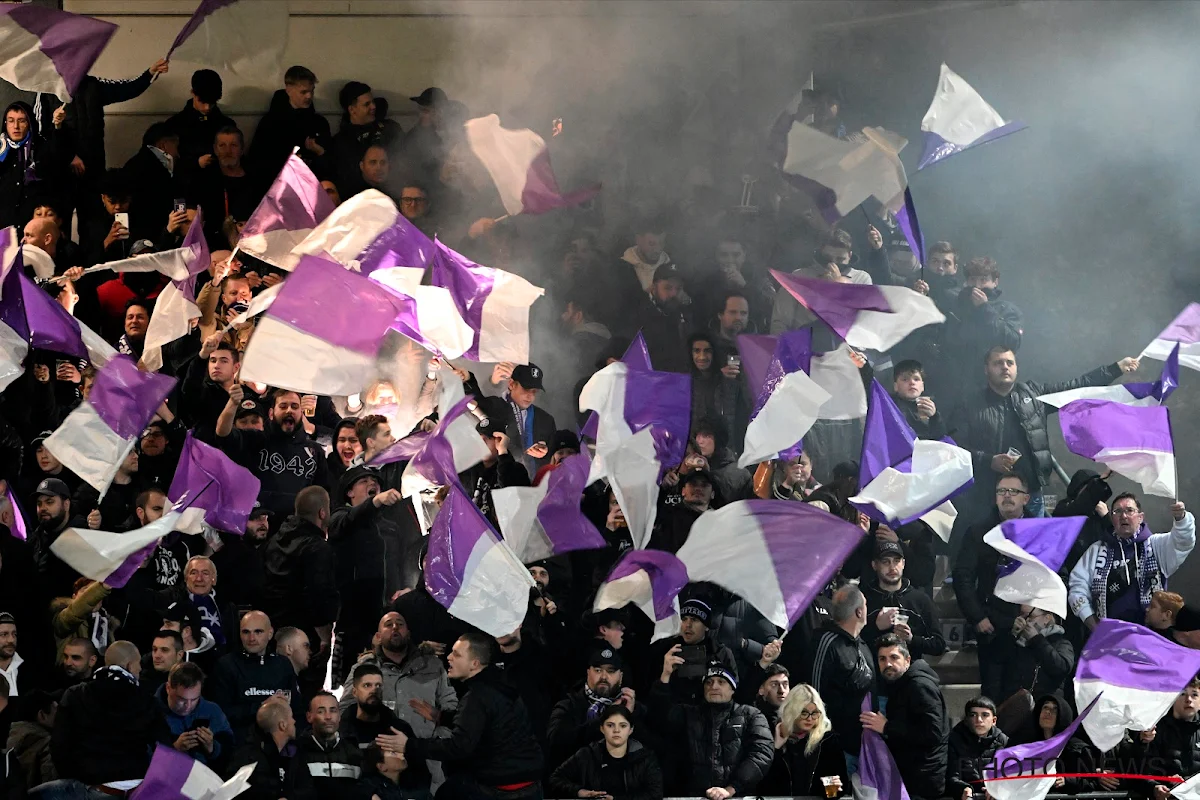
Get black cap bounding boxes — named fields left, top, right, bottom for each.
left=588, top=644, right=623, bottom=670
left=551, top=429, right=580, bottom=454
left=130, top=239, right=156, bottom=256
left=32, top=430, right=52, bottom=446
left=652, top=262, right=683, bottom=284
left=35, top=478, right=70, bottom=500
left=704, top=662, right=738, bottom=690
left=410, top=87, right=448, bottom=107
left=234, top=399, right=266, bottom=421
left=339, top=464, right=380, bottom=500
left=511, top=363, right=544, bottom=391
left=590, top=607, right=629, bottom=628
left=163, top=601, right=192, bottom=624
left=339, top=81, right=372, bottom=111
left=248, top=501, right=272, bottom=520
left=681, top=469, right=714, bottom=489
left=474, top=396, right=511, bottom=437
left=875, top=541, right=905, bottom=560
left=191, top=69, right=223, bottom=104
left=0, top=611, right=15, bottom=627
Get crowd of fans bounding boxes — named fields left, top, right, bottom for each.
left=0, top=45, right=1195, bottom=800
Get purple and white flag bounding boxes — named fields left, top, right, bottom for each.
left=464, top=114, right=600, bottom=216
left=918, top=63, right=1027, bottom=171
left=579, top=361, right=691, bottom=479
left=894, top=187, right=926, bottom=267
left=771, top=270, right=945, bottom=352
left=168, top=432, right=261, bottom=534
left=0, top=246, right=96, bottom=384
left=168, top=0, right=288, bottom=78
left=493, top=454, right=605, bottom=563
left=240, top=153, right=335, bottom=266
left=431, top=240, right=544, bottom=364
left=0, top=4, right=115, bottom=101
left=594, top=549, right=689, bottom=642
left=850, top=380, right=973, bottom=541
left=1059, top=399, right=1176, bottom=498
left=1073, top=619, right=1200, bottom=751
left=736, top=329, right=830, bottom=468
left=579, top=332, right=652, bottom=440
left=131, top=742, right=254, bottom=799
left=43, top=355, right=175, bottom=494
left=52, top=509, right=185, bottom=589
left=983, top=696, right=1099, bottom=800
left=983, top=517, right=1087, bottom=617
left=1039, top=343, right=1179, bottom=408
left=782, top=122, right=910, bottom=223
left=369, top=267, right=474, bottom=360
left=2, top=482, right=26, bottom=541
left=240, top=255, right=406, bottom=396
left=854, top=694, right=910, bottom=800
left=425, top=484, right=536, bottom=637
left=676, top=499, right=866, bottom=630
left=811, top=342, right=869, bottom=420
left=142, top=210, right=211, bottom=371
left=1141, top=303, right=1200, bottom=373
left=1172, top=773, right=1200, bottom=800
left=369, top=394, right=490, bottom=500
left=290, top=189, right=435, bottom=276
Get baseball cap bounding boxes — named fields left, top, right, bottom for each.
left=588, top=644, right=623, bottom=671
left=35, top=478, right=70, bottom=500
left=130, top=239, right=156, bottom=256
left=32, top=430, right=52, bottom=446
left=248, top=501, right=272, bottom=520
left=681, top=469, right=714, bottom=489
left=234, top=399, right=266, bottom=421
left=679, top=598, right=712, bottom=625
left=550, top=429, right=581, bottom=454
left=511, top=363, right=544, bottom=391
left=410, top=87, right=448, bottom=107
left=339, top=464, right=380, bottom=499
left=704, top=662, right=738, bottom=690
left=652, top=262, right=683, bottom=284
left=874, top=541, right=905, bottom=560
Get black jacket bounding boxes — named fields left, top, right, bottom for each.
left=645, top=633, right=737, bottom=706
left=648, top=684, right=774, bottom=796
left=1002, top=627, right=1074, bottom=700
left=631, top=293, right=689, bottom=374
left=892, top=393, right=948, bottom=441
left=546, top=689, right=650, bottom=773
left=167, top=100, right=237, bottom=182
left=404, top=666, right=544, bottom=787
left=549, top=740, right=663, bottom=800
left=1147, top=711, right=1200, bottom=778
left=328, top=494, right=417, bottom=606
left=0, top=103, right=57, bottom=229
left=50, top=666, right=172, bottom=785
left=227, top=730, right=318, bottom=800
left=300, top=732, right=363, bottom=800
left=262, top=516, right=341, bottom=633
left=801, top=620, right=874, bottom=754
left=249, top=89, right=333, bottom=184
left=946, top=720, right=1008, bottom=800
left=861, top=577, right=946, bottom=661
left=1010, top=693, right=1096, bottom=794
left=123, top=145, right=179, bottom=241
left=945, top=286, right=1024, bottom=368
left=880, top=658, right=949, bottom=800
left=206, top=649, right=301, bottom=741
left=952, top=362, right=1122, bottom=491
left=760, top=728, right=848, bottom=797
left=340, top=705, right=430, bottom=791
left=328, top=121, right=379, bottom=198
left=953, top=507, right=1025, bottom=629
left=216, top=424, right=330, bottom=518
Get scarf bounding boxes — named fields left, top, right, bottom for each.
left=0, top=130, right=37, bottom=182
left=1089, top=530, right=1163, bottom=620
left=89, top=610, right=110, bottom=653
left=584, top=686, right=617, bottom=720
left=95, top=664, right=139, bottom=687
left=507, top=396, right=535, bottom=451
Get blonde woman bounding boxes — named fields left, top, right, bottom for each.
left=761, top=683, right=848, bottom=797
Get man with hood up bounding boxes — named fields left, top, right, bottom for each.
left=1068, top=492, right=1194, bottom=628
left=249, top=65, right=332, bottom=183
left=1008, top=692, right=1095, bottom=795
left=863, top=634, right=948, bottom=800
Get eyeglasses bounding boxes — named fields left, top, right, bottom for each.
left=798, top=709, right=820, bottom=720
left=400, top=196, right=428, bottom=206
left=1112, top=507, right=1142, bottom=516
left=995, top=489, right=1028, bottom=497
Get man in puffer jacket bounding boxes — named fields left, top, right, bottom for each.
left=650, top=661, right=774, bottom=797
left=866, top=634, right=949, bottom=800
left=946, top=696, right=1008, bottom=800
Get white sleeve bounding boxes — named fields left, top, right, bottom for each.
left=1151, top=511, right=1196, bottom=577
left=1068, top=542, right=1101, bottom=621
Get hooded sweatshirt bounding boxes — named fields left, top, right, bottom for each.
left=249, top=89, right=332, bottom=182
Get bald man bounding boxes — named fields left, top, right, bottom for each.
left=51, top=640, right=172, bottom=787
left=207, top=610, right=301, bottom=744
left=227, top=697, right=317, bottom=800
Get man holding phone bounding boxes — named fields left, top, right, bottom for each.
left=157, top=661, right=234, bottom=768
left=655, top=599, right=738, bottom=705
left=498, top=362, right=557, bottom=479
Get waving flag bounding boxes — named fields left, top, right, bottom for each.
left=918, top=63, right=1027, bottom=171
left=1172, top=773, right=1200, bottom=800
left=240, top=255, right=406, bottom=396
left=168, top=0, right=288, bottom=78
left=2, top=482, right=26, bottom=541
left=1074, top=619, right=1200, bottom=751
left=983, top=517, right=1086, bottom=617
left=737, top=329, right=830, bottom=468
left=579, top=361, right=691, bottom=479
left=1141, top=303, right=1200, bottom=372
left=676, top=500, right=865, bottom=630
left=240, top=153, right=335, bottom=266
left=142, top=210, right=211, bottom=371
left=984, top=696, right=1099, bottom=800
left=1039, top=344, right=1179, bottom=408
left=594, top=549, right=689, bottom=642
left=771, top=270, right=945, bottom=352
left=52, top=510, right=183, bottom=588
left=431, top=240, right=544, bottom=363
left=132, top=743, right=254, bottom=800
left=849, top=380, right=973, bottom=541
left=0, top=4, right=115, bottom=101
left=782, top=122, right=909, bottom=224
left=1059, top=400, right=1176, bottom=498
left=811, top=343, right=869, bottom=420
left=168, top=432, right=261, bottom=534
left=368, top=267, right=474, bottom=360
left=854, top=694, right=910, bottom=800
left=493, top=454, right=605, bottom=563
left=371, top=396, right=490, bottom=498
left=290, top=189, right=434, bottom=276
left=580, top=333, right=652, bottom=440
left=464, top=114, right=600, bottom=216
left=43, top=355, right=175, bottom=494
left=425, top=484, right=536, bottom=637
left=894, top=188, right=926, bottom=266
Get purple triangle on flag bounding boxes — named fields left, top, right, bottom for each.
left=1059, top=399, right=1176, bottom=497
left=994, top=516, right=1086, bottom=578
left=1124, top=342, right=1180, bottom=404
left=771, top=269, right=891, bottom=341
left=580, top=332, right=653, bottom=440
left=0, top=5, right=117, bottom=101
left=622, top=367, right=692, bottom=473
left=858, top=694, right=911, bottom=800
left=167, top=432, right=262, bottom=534
left=894, top=187, right=926, bottom=266
left=88, top=355, right=176, bottom=440
left=3, top=482, right=27, bottom=541
left=859, top=379, right=917, bottom=488
left=601, top=549, right=690, bottom=623
left=0, top=253, right=87, bottom=360
left=357, top=212, right=437, bottom=275
left=241, top=154, right=335, bottom=247
left=536, top=454, right=606, bottom=553
left=984, top=695, right=1099, bottom=800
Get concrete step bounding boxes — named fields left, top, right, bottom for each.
left=929, top=647, right=980, bottom=686
left=943, top=682, right=983, bottom=727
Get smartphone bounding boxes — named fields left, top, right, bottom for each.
left=727, top=354, right=741, bottom=367
left=173, top=198, right=187, bottom=214
left=676, top=644, right=708, bottom=679
left=113, top=212, right=130, bottom=238
left=188, top=718, right=210, bottom=731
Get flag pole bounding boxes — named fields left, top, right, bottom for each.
left=493, top=215, right=510, bottom=224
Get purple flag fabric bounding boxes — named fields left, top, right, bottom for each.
left=0, top=256, right=86, bottom=359
left=522, top=148, right=602, bottom=215
left=894, top=187, right=926, bottom=266
left=622, top=367, right=692, bottom=471
left=3, top=482, right=26, bottom=541
left=169, top=0, right=237, bottom=52
left=1141, top=303, right=1200, bottom=372
left=167, top=432, right=261, bottom=534
left=241, top=154, right=334, bottom=240
left=995, top=517, right=1086, bottom=578
left=984, top=696, right=1099, bottom=800
left=130, top=743, right=199, bottom=798
left=918, top=121, right=1027, bottom=170
left=858, top=694, right=911, bottom=800
left=736, top=329, right=815, bottom=463
left=431, top=241, right=492, bottom=354
left=535, top=455, right=606, bottom=552
left=357, top=213, right=437, bottom=275
left=1123, top=342, right=1180, bottom=404
left=381, top=396, right=475, bottom=479
left=1059, top=399, right=1176, bottom=497
left=859, top=379, right=917, bottom=488
left=601, top=549, right=690, bottom=623
left=771, top=269, right=890, bottom=340
left=368, top=430, right=433, bottom=469
left=0, top=5, right=117, bottom=101
left=89, top=355, right=175, bottom=440
left=173, top=207, right=210, bottom=299
left=580, top=333, right=652, bottom=440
